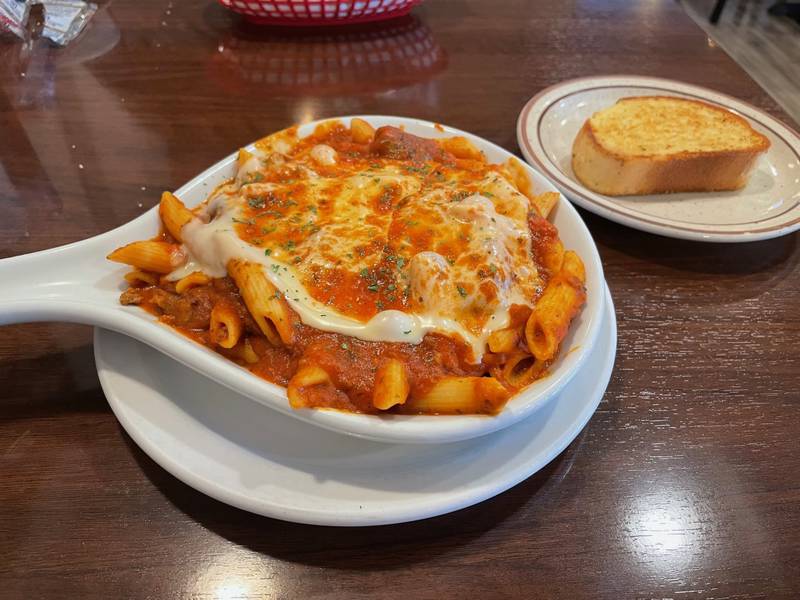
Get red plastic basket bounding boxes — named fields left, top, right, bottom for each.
left=218, top=0, right=424, bottom=26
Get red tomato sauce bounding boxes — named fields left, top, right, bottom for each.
left=127, top=278, right=485, bottom=414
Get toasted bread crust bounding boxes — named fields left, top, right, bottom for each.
left=571, top=97, right=770, bottom=196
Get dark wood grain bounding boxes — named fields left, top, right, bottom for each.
left=1, top=0, right=799, bottom=598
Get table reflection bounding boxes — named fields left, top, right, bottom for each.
left=1, top=7, right=120, bottom=109
left=208, top=15, right=446, bottom=98
left=622, top=480, right=710, bottom=574
left=189, top=548, right=283, bottom=600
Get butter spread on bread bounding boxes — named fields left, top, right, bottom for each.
left=571, top=96, right=770, bottom=196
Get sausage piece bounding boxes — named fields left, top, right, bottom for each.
left=370, top=126, right=455, bottom=164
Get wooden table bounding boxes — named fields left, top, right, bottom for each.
left=2, top=1, right=798, bottom=597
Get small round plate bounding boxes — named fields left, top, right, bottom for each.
left=517, top=75, right=800, bottom=242
left=95, top=287, right=616, bottom=527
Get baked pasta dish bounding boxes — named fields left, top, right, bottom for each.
left=108, top=119, right=586, bottom=415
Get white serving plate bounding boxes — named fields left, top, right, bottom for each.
left=96, top=285, right=616, bottom=526
left=0, top=116, right=605, bottom=444
left=517, top=75, right=800, bottom=242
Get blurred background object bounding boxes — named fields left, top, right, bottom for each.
left=769, top=0, right=800, bottom=22
left=0, top=0, right=32, bottom=39
left=681, top=0, right=800, bottom=123
left=218, top=0, right=423, bottom=26
left=0, top=0, right=123, bottom=248
left=40, top=0, right=97, bottom=46
left=0, top=0, right=98, bottom=45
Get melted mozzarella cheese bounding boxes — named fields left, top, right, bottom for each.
left=168, top=141, right=543, bottom=362
left=404, top=193, right=535, bottom=311
left=310, top=144, right=337, bottom=166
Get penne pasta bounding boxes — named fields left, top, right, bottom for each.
left=107, top=240, right=184, bottom=274
left=504, top=157, right=533, bottom=199
left=453, top=157, right=487, bottom=172
left=487, top=327, right=521, bottom=354
left=254, top=125, right=299, bottom=154
left=350, top=118, right=376, bottom=144
left=530, top=191, right=560, bottom=219
left=504, top=158, right=559, bottom=218
left=561, top=250, right=586, bottom=283
left=237, top=148, right=254, bottom=169
left=287, top=365, right=332, bottom=409
left=373, top=359, right=411, bottom=410
left=405, top=376, right=510, bottom=415
left=159, top=191, right=193, bottom=242
left=500, top=351, right=547, bottom=388
left=239, top=338, right=260, bottom=364
left=440, top=136, right=484, bottom=160
left=227, top=259, right=294, bottom=346
left=541, top=238, right=565, bottom=276
left=525, top=251, right=587, bottom=362
left=220, top=337, right=260, bottom=365
left=124, top=270, right=158, bottom=287
left=175, top=271, right=211, bottom=294
left=210, top=302, right=243, bottom=349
